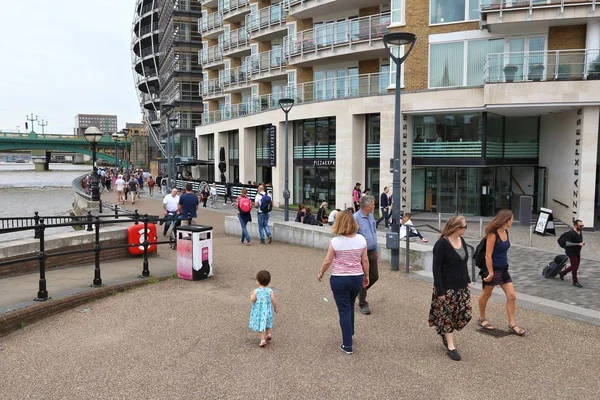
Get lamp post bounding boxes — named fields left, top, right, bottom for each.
left=383, top=31, right=417, bottom=272
left=38, top=119, right=48, bottom=134
left=121, top=128, right=130, bottom=172
left=112, top=132, right=120, bottom=170
left=168, top=115, right=178, bottom=189
left=161, top=104, right=175, bottom=189
left=278, top=98, right=295, bottom=221
left=83, top=127, right=104, bottom=203
left=26, top=114, right=38, bottom=133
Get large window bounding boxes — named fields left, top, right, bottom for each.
left=227, top=130, right=239, bottom=183
left=430, top=0, right=479, bottom=25
left=391, top=0, right=405, bottom=25
left=429, top=42, right=463, bottom=88
left=412, top=113, right=483, bottom=159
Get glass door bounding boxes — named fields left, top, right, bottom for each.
left=507, top=38, right=525, bottom=81
left=535, top=166, right=547, bottom=212
left=438, top=168, right=457, bottom=214
left=457, top=168, right=481, bottom=215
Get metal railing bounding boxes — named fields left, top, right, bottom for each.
left=138, top=22, right=159, bottom=36
left=201, top=11, right=223, bottom=33
left=485, top=49, right=600, bottom=82
left=200, top=45, right=224, bottom=64
left=140, top=3, right=156, bottom=15
left=480, top=0, right=597, bottom=14
left=201, top=77, right=224, bottom=96
left=173, top=0, right=202, bottom=13
left=173, top=28, right=203, bottom=43
left=245, top=49, right=286, bottom=76
left=220, top=0, right=250, bottom=14
left=284, top=13, right=390, bottom=59
left=219, top=27, right=249, bottom=53
left=245, top=3, right=286, bottom=33
left=220, top=66, right=252, bottom=88
left=140, top=46, right=160, bottom=57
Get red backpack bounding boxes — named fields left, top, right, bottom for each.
left=239, top=196, right=252, bottom=213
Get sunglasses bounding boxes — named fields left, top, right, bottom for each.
left=460, top=225, right=468, bottom=229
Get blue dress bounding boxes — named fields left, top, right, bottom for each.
left=249, top=287, right=274, bottom=332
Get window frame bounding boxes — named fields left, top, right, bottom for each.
left=390, top=0, right=406, bottom=27
left=429, top=0, right=479, bottom=26
left=387, top=45, right=405, bottom=90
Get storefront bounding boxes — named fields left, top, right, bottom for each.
left=293, top=117, right=336, bottom=208
left=255, top=125, right=273, bottom=185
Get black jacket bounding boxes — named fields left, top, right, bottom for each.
left=432, top=237, right=471, bottom=295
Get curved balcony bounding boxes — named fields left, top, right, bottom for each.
left=245, top=3, right=286, bottom=41
left=200, top=72, right=388, bottom=125
left=284, top=12, right=390, bottom=67
left=200, top=46, right=225, bottom=69
left=200, top=11, right=224, bottom=39
left=480, top=1, right=600, bottom=33
left=201, top=77, right=225, bottom=99
left=220, top=27, right=251, bottom=57
left=220, top=0, right=251, bottom=22
left=134, top=22, right=159, bottom=39
left=245, top=49, right=286, bottom=81
left=220, top=66, right=252, bottom=92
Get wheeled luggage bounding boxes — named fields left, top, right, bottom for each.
left=542, top=254, right=569, bottom=278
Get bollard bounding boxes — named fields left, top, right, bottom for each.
left=33, top=211, right=40, bottom=239
left=134, top=209, right=139, bottom=224
left=86, top=211, right=93, bottom=232
left=141, top=214, right=150, bottom=278
left=405, top=227, right=410, bottom=274
left=34, top=219, right=49, bottom=301
left=438, top=213, right=442, bottom=230
left=92, top=216, right=102, bottom=287
left=479, top=218, right=483, bottom=238
left=114, top=205, right=119, bottom=220
left=99, top=199, right=103, bottom=214
left=529, top=225, right=533, bottom=247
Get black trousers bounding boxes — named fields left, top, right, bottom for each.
left=358, top=250, right=379, bottom=307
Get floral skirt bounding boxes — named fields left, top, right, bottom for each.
left=428, top=287, right=472, bottom=335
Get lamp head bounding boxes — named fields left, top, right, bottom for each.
left=121, top=128, right=130, bottom=137
left=112, top=132, right=120, bottom=142
left=84, top=126, right=104, bottom=144
left=383, top=32, right=417, bottom=65
left=168, top=116, right=178, bottom=128
left=279, top=98, right=295, bottom=113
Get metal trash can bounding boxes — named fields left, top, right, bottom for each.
left=176, top=225, right=214, bottom=280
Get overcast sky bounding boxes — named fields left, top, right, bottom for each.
left=0, top=0, right=142, bottom=134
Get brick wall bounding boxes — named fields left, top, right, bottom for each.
left=259, top=82, right=271, bottom=95
left=359, top=6, right=380, bottom=17
left=0, top=238, right=131, bottom=278
left=359, top=59, right=380, bottom=75
left=548, top=25, right=587, bottom=50
left=295, top=66, right=313, bottom=84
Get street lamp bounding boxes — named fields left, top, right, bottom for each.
left=121, top=128, right=130, bottom=172
left=279, top=98, right=295, bottom=221
left=168, top=115, right=178, bottom=188
left=161, top=104, right=176, bottom=189
left=112, top=132, right=121, bottom=170
left=83, top=127, right=104, bottom=202
left=383, top=31, right=416, bottom=272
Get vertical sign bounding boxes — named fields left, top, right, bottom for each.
left=400, top=114, right=409, bottom=210
left=268, top=124, right=277, bottom=167
left=192, top=138, right=198, bottom=160
left=573, top=109, right=582, bottom=219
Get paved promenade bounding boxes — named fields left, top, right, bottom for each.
left=1, top=195, right=599, bottom=399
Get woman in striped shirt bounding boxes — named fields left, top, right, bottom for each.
left=318, top=210, right=369, bottom=355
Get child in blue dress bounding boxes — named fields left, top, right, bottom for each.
left=249, top=270, right=279, bottom=347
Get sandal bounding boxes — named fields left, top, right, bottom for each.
left=266, top=334, right=272, bottom=343
left=477, top=318, right=495, bottom=330
left=508, top=324, right=526, bottom=336
left=259, top=340, right=267, bottom=347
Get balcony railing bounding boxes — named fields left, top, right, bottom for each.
left=200, top=72, right=388, bottom=125
left=480, top=0, right=597, bottom=13
left=173, top=28, right=203, bottom=43
left=140, top=46, right=160, bottom=57
left=220, top=66, right=251, bottom=88
left=140, top=3, right=155, bottom=15
left=487, top=142, right=539, bottom=158
left=201, top=78, right=224, bottom=97
left=220, top=0, right=250, bottom=15
left=173, top=0, right=202, bottom=14
left=245, top=49, right=286, bottom=76
left=220, top=28, right=249, bottom=53
left=201, top=11, right=223, bottom=33
left=138, top=22, right=159, bottom=36
left=484, top=49, right=600, bottom=83
left=200, top=46, right=224, bottom=64
left=246, top=4, right=286, bottom=34
left=284, top=13, right=390, bottom=59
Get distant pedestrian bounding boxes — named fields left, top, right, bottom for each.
left=400, top=213, right=429, bottom=242
left=178, top=183, right=199, bottom=225
left=376, top=187, right=390, bottom=229
left=115, top=174, right=126, bottom=205
left=161, top=177, right=167, bottom=195
left=235, top=188, right=253, bottom=245
left=223, top=182, right=234, bottom=205
left=354, top=195, right=379, bottom=315
left=318, top=210, right=369, bottom=355
left=559, top=219, right=585, bottom=288
left=128, top=176, right=140, bottom=204
left=209, top=183, right=218, bottom=208
left=249, top=270, right=278, bottom=348
left=201, top=183, right=209, bottom=208
left=328, top=209, right=341, bottom=226
left=478, top=209, right=526, bottom=336
left=428, top=215, right=472, bottom=361
left=352, top=183, right=361, bottom=212
left=147, top=176, right=155, bottom=197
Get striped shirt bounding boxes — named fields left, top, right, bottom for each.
left=331, top=235, right=367, bottom=276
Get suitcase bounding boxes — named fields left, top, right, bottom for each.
left=542, top=255, right=569, bottom=278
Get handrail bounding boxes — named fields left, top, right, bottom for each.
left=201, top=77, right=224, bottom=96
left=552, top=198, right=569, bottom=208
left=246, top=3, right=286, bottom=33
left=201, top=11, right=223, bottom=33
left=219, top=27, right=249, bottom=53
left=480, top=0, right=597, bottom=14
left=220, top=0, right=250, bottom=14
left=245, top=49, right=286, bottom=76
left=200, top=45, right=224, bottom=64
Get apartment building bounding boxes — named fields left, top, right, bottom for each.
left=74, top=114, right=118, bottom=136
left=196, top=0, right=600, bottom=227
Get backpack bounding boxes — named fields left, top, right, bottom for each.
left=473, top=231, right=500, bottom=270
left=259, top=193, right=272, bottom=213
left=239, top=196, right=252, bottom=213
left=557, top=231, right=570, bottom=249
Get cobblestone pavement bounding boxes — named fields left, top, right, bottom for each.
left=1, top=205, right=599, bottom=399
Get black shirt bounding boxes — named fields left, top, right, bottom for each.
left=565, top=229, right=583, bottom=257
left=380, top=192, right=389, bottom=208
left=432, top=236, right=471, bottom=296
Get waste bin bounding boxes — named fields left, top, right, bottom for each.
left=176, top=225, right=213, bottom=280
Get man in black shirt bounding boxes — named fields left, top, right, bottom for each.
left=559, top=219, right=585, bottom=288
left=376, top=187, right=390, bottom=229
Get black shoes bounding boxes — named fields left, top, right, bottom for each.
left=559, top=273, right=564, bottom=281
left=340, top=345, right=353, bottom=355
left=268, top=235, right=272, bottom=244
left=359, top=304, right=371, bottom=315
left=573, top=282, right=583, bottom=288
left=447, top=349, right=461, bottom=361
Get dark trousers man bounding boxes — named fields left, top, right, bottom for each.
left=376, top=207, right=389, bottom=229
left=561, top=255, right=580, bottom=284
left=358, top=250, right=379, bottom=314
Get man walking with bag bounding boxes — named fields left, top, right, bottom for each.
left=559, top=219, right=585, bottom=288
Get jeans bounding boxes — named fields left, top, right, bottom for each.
left=330, top=275, right=363, bottom=349
left=239, top=214, right=251, bottom=243
left=562, top=255, right=581, bottom=283
left=376, top=207, right=389, bottom=228
left=409, top=231, right=424, bottom=240
left=358, top=250, right=379, bottom=307
left=258, top=213, right=271, bottom=242
left=209, top=195, right=217, bottom=208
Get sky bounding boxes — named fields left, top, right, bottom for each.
left=0, top=0, right=142, bottom=134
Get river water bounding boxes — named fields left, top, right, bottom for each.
left=0, top=162, right=90, bottom=240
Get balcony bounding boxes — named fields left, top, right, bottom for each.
left=245, top=4, right=286, bottom=40
left=173, top=0, right=202, bottom=15
left=220, top=0, right=251, bottom=23
left=220, top=66, right=252, bottom=91
left=245, top=50, right=286, bottom=81
left=285, top=0, right=388, bottom=19
left=220, top=27, right=251, bottom=57
left=200, top=72, right=388, bottom=125
left=200, top=11, right=224, bottom=39
left=480, top=0, right=600, bottom=33
left=202, top=0, right=219, bottom=8
left=173, top=28, right=203, bottom=45
left=199, top=46, right=224, bottom=69
left=484, top=49, right=600, bottom=83
left=136, top=22, right=159, bottom=38
left=284, top=13, right=390, bottom=67
left=201, top=77, right=225, bottom=98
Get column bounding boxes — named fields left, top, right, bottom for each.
left=216, top=131, right=228, bottom=182
left=197, top=134, right=209, bottom=160
left=335, top=114, right=365, bottom=210
left=586, top=19, right=600, bottom=52
left=239, top=127, right=256, bottom=184
left=576, top=106, right=599, bottom=225
left=272, top=121, right=290, bottom=207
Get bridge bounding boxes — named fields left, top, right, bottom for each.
left=0, top=131, right=128, bottom=171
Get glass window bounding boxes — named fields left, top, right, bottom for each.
left=504, top=116, right=539, bottom=158
left=413, top=113, right=482, bottom=143
left=467, top=38, right=504, bottom=85
left=429, top=42, right=464, bottom=88
left=430, top=0, right=478, bottom=24
left=389, top=46, right=405, bottom=88
left=486, top=113, right=503, bottom=159
left=391, top=0, right=404, bottom=25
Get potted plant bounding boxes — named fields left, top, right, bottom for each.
left=588, top=55, right=600, bottom=80
left=529, top=63, right=545, bottom=81
left=556, top=64, right=571, bottom=81
left=503, top=64, right=518, bottom=83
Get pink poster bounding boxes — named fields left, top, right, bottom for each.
left=176, top=238, right=194, bottom=280
left=202, top=247, right=209, bottom=262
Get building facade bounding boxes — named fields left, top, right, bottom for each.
left=74, top=114, right=118, bottom=136
left=195, top=0, right=600, bottom=227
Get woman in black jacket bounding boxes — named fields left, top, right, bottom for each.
left=428, top=215, right=472, bottom=361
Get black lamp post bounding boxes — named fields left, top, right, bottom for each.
left=83, top=126, right=104, bottom=202
left=279, top=98, right=295, bottom=221
left=161, top=104, right=176, bottom=189
left=383, top=31, right=417, bottom=272
left=121, top=128, right=130, bottom=172
left=168, top=115, right=178, bottom=188
left=112, top=132, right=120, bottom=170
